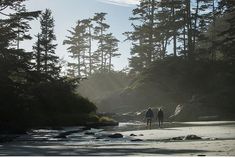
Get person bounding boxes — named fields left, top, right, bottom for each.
left=145, top=107, right=154, bottom=129
left=157, top=108, right=164, bottom=128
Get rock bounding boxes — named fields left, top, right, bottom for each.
left=171, top=135, right=202, bottom=141
left=131, top=139, right=143, bottom=142
left=171, top=136, right=184, bottom=141
left=197, top=155, right=206, bottom=156
left=54, top=134, right=67, bottom=139
left=96, top=137, right=103, bottom=139
left=184, top=135, right=202, bottom=140
left=108, top=133, right=123, bottom=138
left=82, top=127, right=91, bottom=131
left=139, top=134, right=144, bottom=136
left=64, top=130, right=83, bottom=135
left=130, top=134, right=137, bottom=136
left=0, top=135, right=18, bottom=143
left=104, top=139, right=110, bottom=141
left=85, top=132, right=95, bottom=135
left=54, top=129, right=83, bottom=139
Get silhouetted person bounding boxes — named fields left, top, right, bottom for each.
left=145, top=107, right=154, bottom=129
left=157, top=108, right=164, bottom=128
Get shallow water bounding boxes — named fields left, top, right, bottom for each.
left=0, top=121, right=235, bottom=156
left=10, top=121, right=235, bottom=143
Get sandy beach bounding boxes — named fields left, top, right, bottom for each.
left=0, top=121, right=235, bottom=156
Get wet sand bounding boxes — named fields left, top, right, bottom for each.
left=0, top=121, right=234, bottom=156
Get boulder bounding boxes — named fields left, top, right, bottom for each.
left=54, top=129, right=82, bottom=139
left=54, top=134, right=67, bottom=139
left=171, top=135, right=202, bottom=141
left=171, top=136, right=184, bottom=141
left=108, top=133, right=123, bottom=138
left=130, top=134, right=137, bottom=136
left=85, top=132, right=95, bottom=135
left=184, top=135, right=202, bottom=140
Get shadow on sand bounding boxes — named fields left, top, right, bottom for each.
left=0, top=143, right=209, bottom=156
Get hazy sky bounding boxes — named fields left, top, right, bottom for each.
left=22, top=0, right=140, bottom=70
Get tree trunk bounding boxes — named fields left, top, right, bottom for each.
left=211, top=0, right=216, bottom=62
left=172, top=0, right=177, bottom=57
left=17, top=26, right=20, bottom=50
left=101, top=19, right=104, bottom=71
left=148, top=0, right=155, bottom=64
left=186, top=0, right=193, bottom=59
left=89, top=26, right=92, bottom=75
left=45, top=18, right=48, bottom=73
left=36, top=34, right=41, bottom=72
left=78, top=54, right=81, bottom=77
left=109, top=52, right=112, bottom=72
left=193, top=0, right=199, bottom=51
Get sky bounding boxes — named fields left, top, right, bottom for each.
left=22, top=0, right=140, bottom=71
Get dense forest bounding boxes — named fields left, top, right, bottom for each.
left=79, top=0, right=235, bottom=121
left=0, top=0, right=120, bottom=133
left=0, top=0, right=235, bottom=133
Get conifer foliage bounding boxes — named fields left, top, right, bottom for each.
left=64, top=12, right=120, bottom=78
left=0, top=2, right=97, bottom=131
left=125, top=0, right=231, bottom=74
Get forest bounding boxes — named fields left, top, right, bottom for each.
left=0, top=0, right=235, bottom=134
left=79, top=0, right=235, bottom=121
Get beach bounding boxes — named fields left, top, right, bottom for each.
left=0, top=121, right=235, bottom=156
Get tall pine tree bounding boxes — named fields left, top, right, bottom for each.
left=39, top=9, right=60, bottom=78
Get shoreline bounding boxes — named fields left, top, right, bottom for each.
left=0, top=121, right=234, bottom=156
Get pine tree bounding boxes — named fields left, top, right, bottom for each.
left=218, top=10, right=235, bottom=62
left=0, top=0, right=40, bottom=117
left=14, top=5, right=40, bottom=49
left=32, top=33, right=42, bottom=72
left=64, top=20, right=88, bottom=78
left=218, top=0, right=235, bottom=13
left=81, top=19, right=93, bottom=75
left=93, top=12, right=110, bottom=71
left=39, top=9, right=60, bottom=78
left=103, top=33, right=120, bottom=72
left=126, top=0, right=160, bottom=73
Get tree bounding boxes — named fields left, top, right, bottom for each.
left=93, top=12, right=110, bottom=71
left=218, top=0, right=235, bottom=13
left=103, top=33, right=120, bottom=72
left=32, top=33, right=42, bottom=72
left=0, top=0, right=40, bottom=85
left=82, top=19, right=93, bottom=75
left=65, top=13, right=120, bottom=76
left=0, top=0, right=40, bottom=127
left=64, top=20, right=88, bottom=78
left=126, top=0, right=188, bottom=73
left=126, top=0, right=160, bottom=73
left=39, top=9, right=60, bottom=78
left=14, top=6, right=40, bottom=49
left=214, top=10, right=235, bottom=62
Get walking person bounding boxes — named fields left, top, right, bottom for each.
left=145, top=107, right=154, bottom=129
left=157, top=108, right=164, bottom=128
